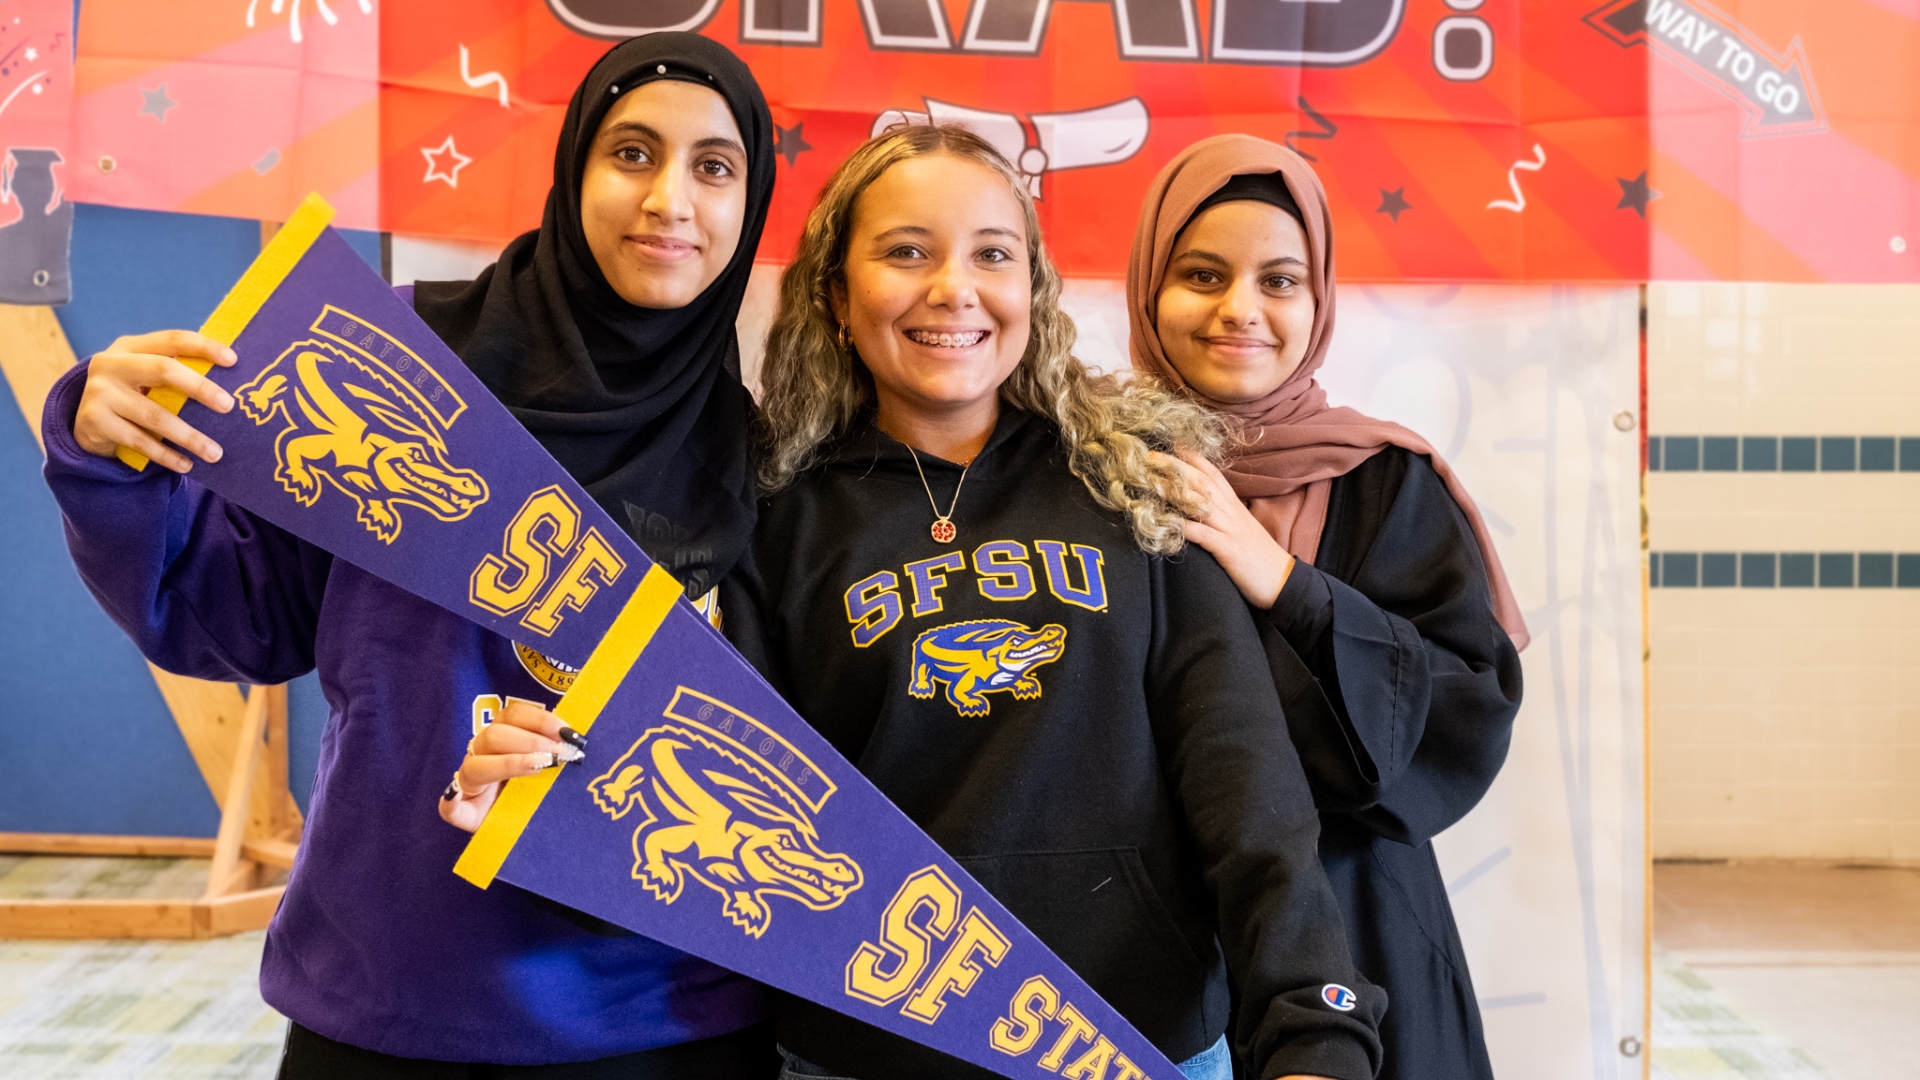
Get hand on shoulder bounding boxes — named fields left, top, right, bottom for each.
left=1155, top=448, right=1295, bottom=609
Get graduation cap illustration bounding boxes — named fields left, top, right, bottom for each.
left=0, top=147, right=74, bottom=305
left=869, top=96, right=1151, bottom=199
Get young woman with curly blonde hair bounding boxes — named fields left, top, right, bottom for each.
left=725, top=124, right=1386, bottom=1080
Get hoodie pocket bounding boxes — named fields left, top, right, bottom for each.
left=957, top=847, right=1216, bottom=1056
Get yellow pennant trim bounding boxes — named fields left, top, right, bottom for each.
left=454, top=565, right=687, bottom=889
left=116, top=192, right=337, bottom=471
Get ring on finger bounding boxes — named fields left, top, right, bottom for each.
left=442, top=769, right=485, bottom=802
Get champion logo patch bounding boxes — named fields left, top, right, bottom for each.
left=1322, top=983, right=1358, bottom=1012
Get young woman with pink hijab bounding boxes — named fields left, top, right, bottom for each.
left=1129, top=134, right=1527, bottom=1080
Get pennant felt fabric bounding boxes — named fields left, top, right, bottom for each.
left=114, top=193, right=1186, bottom=1080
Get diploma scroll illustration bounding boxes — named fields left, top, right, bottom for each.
left=113, top=194, right=1184, bottom=1080
left=871, top=97, right=1151, bottom=199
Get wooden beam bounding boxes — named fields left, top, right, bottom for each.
left=200, top=885, right=284, bottom=936
left=0, top=833, right=216, bottom=858
left=251, top=683, right=302, bottom=844
left=0, top=304, right=78, bottom=435
left=243, top=838, right=299, bottom=870
left=146, top=673, right=258, bottom=808
left=0, top=898, right=200, bottom=939
left=0, top=886, right=284, bottom=939
left=204, top=686, right=270, bottom=900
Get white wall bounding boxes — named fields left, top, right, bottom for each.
left=1324, top=285, right=1648, bottom=1080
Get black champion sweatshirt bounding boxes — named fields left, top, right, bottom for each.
left=725, top=408, right=1386, bottom=1080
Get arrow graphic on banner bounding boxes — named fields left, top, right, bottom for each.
left=1585, top=0, right=1825, bottom=136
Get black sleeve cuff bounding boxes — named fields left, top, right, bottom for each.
left=1258, top=1033, right=1381, bottom=1080
left=1266, top=559, right=1336, bottom=654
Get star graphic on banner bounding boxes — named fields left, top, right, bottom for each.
left=24, top=46, right=38, bottom=62
left=1616, top=171, right=1658, bottom=218
left=139, top=83, right=178, bottom=123
left=774, top=122, right=812, bottom=168
left=421, top=135, right=473, bottom=189
left=1376, top=187, right=1411, bottom=223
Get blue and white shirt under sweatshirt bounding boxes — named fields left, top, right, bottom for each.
left=40, top=363, right=765, bottom=1064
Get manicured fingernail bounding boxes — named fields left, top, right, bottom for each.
left=534, top=752, right=558, bottom=770
left=558, top=726, right=587, bottom=751
left=441, top=782, right=458, bottom=801
left=555, top=742, right=585, bottom=765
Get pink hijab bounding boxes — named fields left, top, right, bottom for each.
left=1127, top=135, right=1528, bottom=649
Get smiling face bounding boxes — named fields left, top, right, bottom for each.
left=579, top=79, right=748, bottom=309
left=1154, top=199, right=1317, bottom=404
left=831, top=153, right=1032, bottom=449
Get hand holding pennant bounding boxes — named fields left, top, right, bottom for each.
left=115, top=194, right=1187, bottom=1080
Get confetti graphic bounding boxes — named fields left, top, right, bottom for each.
left=458, top=44, right=509, bottom=108
left=1283, top=96, right=1337, bottom=162
left=420, top=135, right=471, bottom=188
left=246, top=0, right=374, bottom=46
left=1487, top=144, right=1547, bottom=213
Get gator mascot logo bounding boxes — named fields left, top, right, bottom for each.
left=910, top=620, right=1067, bottom=717
left=236, top=311, right=487, bottom=543
left=588, top=694, right=862, bottom=938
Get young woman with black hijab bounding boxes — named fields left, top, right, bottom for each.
left=1129, top=135, right=1527, bottom=1079
left=45, top=33, right=778, bottom=1078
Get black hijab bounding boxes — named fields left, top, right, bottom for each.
left=1191, top=171, right=1303, bottom=224
left=412, top=32, right=773, bottom=599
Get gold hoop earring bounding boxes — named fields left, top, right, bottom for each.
left=837, top=322, right=849, bottom=350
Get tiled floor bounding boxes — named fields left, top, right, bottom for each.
left=0, top=856, right=286, bottom=1080
left=5, top=855, right=1917, bottom=1078
left=1653, top=862, right=1920, bottom=1080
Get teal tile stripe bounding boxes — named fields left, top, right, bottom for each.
left=1649, top=436, right=1920, bottom=472
left=1651, top=553, right=1920, bottom=588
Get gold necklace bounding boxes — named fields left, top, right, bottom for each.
left=906, top=446, right=970, bottom=544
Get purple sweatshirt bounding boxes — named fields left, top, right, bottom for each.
left=40, top=363, right=765, bottom=1064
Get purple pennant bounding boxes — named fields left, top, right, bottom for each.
left=143, top=199, right=1185, bottom=1080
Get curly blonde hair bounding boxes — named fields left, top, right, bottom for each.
left=756, top=125, right=1223, bottom=554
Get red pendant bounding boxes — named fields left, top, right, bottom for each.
left=931, top=519, right=956, bottom=544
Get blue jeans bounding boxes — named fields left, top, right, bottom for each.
left=1176, top=1035, right=1233, bottom=1080
left=778, top=1035, right=1232, bottom=1080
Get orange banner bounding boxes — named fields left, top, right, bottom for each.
left=377, top=1, right=1651, bottom=281
left=57, top=1, right=1920, bottom=282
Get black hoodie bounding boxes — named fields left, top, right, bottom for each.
left=725, top=409, right=1386, bottom=1080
